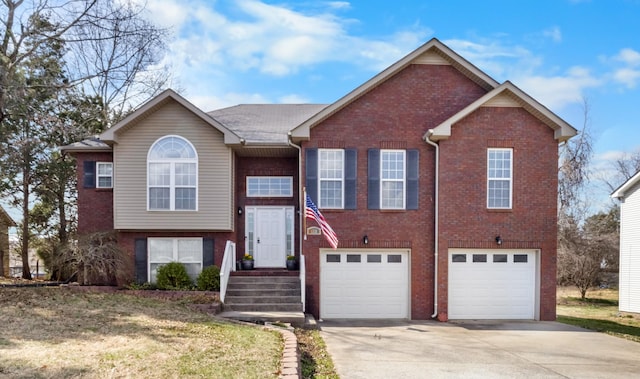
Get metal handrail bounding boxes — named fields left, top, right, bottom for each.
left=219, top=240, right=236, bottom=303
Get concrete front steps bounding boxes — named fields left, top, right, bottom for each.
left=220, top=270, right=305, bottom=326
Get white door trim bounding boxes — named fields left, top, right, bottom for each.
left=245, top=206, right=293, bottom=268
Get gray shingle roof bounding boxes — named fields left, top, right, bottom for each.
left=60, top=137, right=111, bottom=152
left=208, top=104, right=327, bottom=144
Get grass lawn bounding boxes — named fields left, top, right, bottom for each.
left=556, top=286, right=640, bottom=343
left=295, top=328, right=339, bottom=379
left=0, top=287, right=282, bottom=378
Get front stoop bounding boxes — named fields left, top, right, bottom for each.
left=222, top=274, right=304, bottom=326
left=218, top=310, right=305, bottom=326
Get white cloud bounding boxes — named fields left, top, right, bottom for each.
left=543, top=26, right=562, bottom=43
left=613, top=68, right=640, bottom=88
left=513, top=66, right=601, bottom=110
left=614, top=48, right=640, bottom=66
left=139, top=0, right=429, bottom=108
left=278, top=94, right=312, bottom=104
left=609, top=48, right=640, bottom=88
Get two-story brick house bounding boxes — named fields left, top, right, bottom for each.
left=63, top=38, right=576, bottom=321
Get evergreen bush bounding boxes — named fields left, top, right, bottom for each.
left=156, top=262, right=192, bottom=290
left=197, top=265, right=220, bottom=291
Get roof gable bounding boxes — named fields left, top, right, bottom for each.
left=0, top=206, right=16, bottom=227
left=426, top=81, right=577, bottom=142
left=290, top=38, right=500, bottom=141
left=612, top=170, right=640, bottom=199
left=100, top=89, right=241, bottom=145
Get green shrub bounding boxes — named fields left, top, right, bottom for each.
left=156, top=262, right=193, bottom=290
left=197, top=265, right=220, bottom=291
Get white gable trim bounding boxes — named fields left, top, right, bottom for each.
left=612, top=170, right=640, bottom=199
left=100, top=89, right=242, bottom=145
left=426, top=81, right=577, bottom=142
left=290, top=38, right=500, bottom=141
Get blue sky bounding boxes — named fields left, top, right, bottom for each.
left=142, top=0, right=638, bottom=210
left=4, top=0, right=639, bottom=226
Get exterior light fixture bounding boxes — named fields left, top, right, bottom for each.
left=495, top=236, right=502, bottom=246
left=238, top=206, right=243, bottom=216
left=363, top=235, right=369, bottom=245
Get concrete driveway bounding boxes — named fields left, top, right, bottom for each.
left=319, top=320, right=640, bottom=379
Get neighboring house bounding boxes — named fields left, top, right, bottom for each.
left=611, top=171, right=640, bottom=313
left=0, top=206, right=16, bottom=277
left=62, top=38, right=576, bottom=321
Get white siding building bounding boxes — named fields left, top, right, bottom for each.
left=612, top=171, right=640, bottom=313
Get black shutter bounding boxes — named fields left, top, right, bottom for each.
left=368, top=149, right=380, bottom=209
left=203, top=238, right=214, bottom=267
left=406, top=149, right=419, bottom=210
left=305, top=148, right=318, bottom=201
left=134, top=238, right=148, bottom=284
left=344, top=149, right=357, bottom=209
left=83, top=161, right=96, bottom=188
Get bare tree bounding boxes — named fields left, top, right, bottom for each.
left=66, top=0, right=170, bottom=125
left=557, top=98, right=601, bottom=299
left=602, top=150, right=640, bottom=193
left=53, top=231, right=130, bottom=285
left=0, top=0, right=169, bottom=279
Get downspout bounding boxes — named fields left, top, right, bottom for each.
left=424, top=130, right=439, bottom=319
left=287, top=133, right=304, bottom=266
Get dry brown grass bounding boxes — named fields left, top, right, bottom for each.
left=0, top=287, right=282, bottom=378
left=557, top=286, right=640, bottom=343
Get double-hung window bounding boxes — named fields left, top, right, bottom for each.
left=148, top=238, right=202, bottom=283
left=148, top=136, right=198, bottom=211
left=381, top=150, right=406, bottom=209
left=319, top=149, right=344, bottom=208
left=96, top=162, right=113, bottom=188
left=487, top=148, right=512, bottom=209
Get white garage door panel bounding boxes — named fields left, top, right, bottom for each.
left=320, top=251, right=409, bottom=319
left=448, top=250, right=536, bottom=319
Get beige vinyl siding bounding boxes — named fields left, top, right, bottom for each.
left=113, top=100, right=233, bottom=230
left=620, top=183, right=640, bottom=313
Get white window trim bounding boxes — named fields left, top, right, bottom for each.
left=96, top=162, right=113, bottom=189
left=246, top=176, right=293, bottom=197
left=147, top=237, right=203, bottom=283
left=487, top=148, right=513, bottom=209
left=147, top=135, right=198, bottom=211
left=380, top=149, right=406, bottom=210
left=318, top=149, right=345, bottom=209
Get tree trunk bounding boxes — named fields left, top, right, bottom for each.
left=21, top=164, right=32, bottom=280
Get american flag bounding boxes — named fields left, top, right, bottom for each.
left=305, top=194, right=339, bottom=249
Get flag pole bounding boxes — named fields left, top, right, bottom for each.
left=303, top=187, right=307, bottom=240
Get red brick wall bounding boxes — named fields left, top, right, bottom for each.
left=235, top=157, right=299, bottom=258
left=301, top=64, right=488, bottom=319
left=75, top=152, right=114, bottom=235
left=437, top=106, right=559, bottom=321
left=117, top=231, right=235, bottom=285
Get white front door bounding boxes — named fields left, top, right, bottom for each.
left=246, top=207, right=292, bottom=268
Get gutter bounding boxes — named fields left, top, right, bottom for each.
left=287, top=133, right=304, bottom=263
left=424, top=129, right=439, bottom=319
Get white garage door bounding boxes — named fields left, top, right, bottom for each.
left=320, top=250, right=409, bottom=319
left=448, top=249, right=537, bottom=319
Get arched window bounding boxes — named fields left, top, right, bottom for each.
left=147, top=136, right=198, bottom=210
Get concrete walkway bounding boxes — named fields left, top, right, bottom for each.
left=320, top=320, right=640, bottom=379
